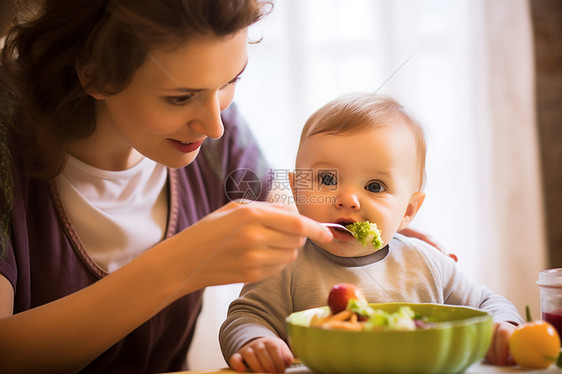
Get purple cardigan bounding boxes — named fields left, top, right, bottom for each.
left=0, top=104, right=271, bottom=373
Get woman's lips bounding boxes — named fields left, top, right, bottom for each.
left=168, top=139, right=204, bottom=153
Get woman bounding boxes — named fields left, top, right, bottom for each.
left=0, top=1, right=332, bottom=372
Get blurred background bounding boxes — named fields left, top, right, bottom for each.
left=1, top=0, right=559, bottom=370
left=189, top=0, right=561, bottom=369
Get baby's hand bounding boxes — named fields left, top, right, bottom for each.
left=229, top=337, right=294, bottom=373
left=486, top=321, right=517, bottom=366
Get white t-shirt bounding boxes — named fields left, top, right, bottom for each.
left=55, top=155, right=167, bottom=273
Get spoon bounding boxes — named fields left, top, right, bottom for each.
left=321, top=222, right=354, bottom=236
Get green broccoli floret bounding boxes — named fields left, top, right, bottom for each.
left=347, top=297, right=374, bottom=318
left=345, top=221, right=384, bottom=250
left=363, top=306, right=417, bottom=331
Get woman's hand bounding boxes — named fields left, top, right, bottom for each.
left=230, top=337, right=294, bottom=373
left=167, top=200, right=334, bottom=293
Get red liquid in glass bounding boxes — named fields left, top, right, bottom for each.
left=543, top=309, right=562, bottom=337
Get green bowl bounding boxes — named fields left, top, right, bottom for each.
left=286, top=303, right=493, bottom=374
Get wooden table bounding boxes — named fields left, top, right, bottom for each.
left=172, top=361, right=561, bottom=374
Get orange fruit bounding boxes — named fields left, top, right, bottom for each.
left=509, top=320, right=561, bottom=369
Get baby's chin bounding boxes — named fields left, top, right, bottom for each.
left=313, top=240, right=376, bottom=258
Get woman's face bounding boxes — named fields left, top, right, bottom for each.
left=77, top=30, right=248, bottom=170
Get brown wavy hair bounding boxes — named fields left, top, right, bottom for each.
left=0, top=0, right=271, bottom=179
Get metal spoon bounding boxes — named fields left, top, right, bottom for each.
left=321, top=222, right=354, bottom=235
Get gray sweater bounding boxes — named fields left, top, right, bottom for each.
left=219, top=234, right=524, bottom=361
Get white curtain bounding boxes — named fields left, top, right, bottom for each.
left=188, top=0, right=547, bottom=369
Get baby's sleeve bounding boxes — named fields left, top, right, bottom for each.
left=219, top=267, right=294, bottom=362
left=426, top=243, right=524, bottom=325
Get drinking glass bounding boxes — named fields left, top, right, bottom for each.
left=538, top=268, right=562, bottom=337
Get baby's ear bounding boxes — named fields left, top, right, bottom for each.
left=398, top=191, right=425, bottom=230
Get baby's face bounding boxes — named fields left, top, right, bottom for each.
left=292, top=118, right=423, bottom=257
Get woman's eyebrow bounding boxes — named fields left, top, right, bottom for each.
left=160, top=61, right=248, bottom=93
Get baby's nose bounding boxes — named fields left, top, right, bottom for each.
left=335, top=190, right=360, bottom=210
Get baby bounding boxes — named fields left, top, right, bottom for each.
left=219, top=93, right=523, bottom=373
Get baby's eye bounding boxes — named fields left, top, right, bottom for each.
left=365, top=181, right=385, bottom=193
left=318, top=172, right=337, bottom=186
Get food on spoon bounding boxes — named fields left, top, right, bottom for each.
left=328, top=283, right=365, bottom=314
left=509, top=306, right=561, bottom=369
left=345, top=221, right=384, bottom=249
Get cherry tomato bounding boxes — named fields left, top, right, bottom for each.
left=327, top=283, right=364, bottom=314
left=509, top=319, right=560, bottom=369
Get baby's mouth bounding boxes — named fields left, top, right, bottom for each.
left=336, top=220, right=354, bottom=226
left=328, top=220, right=355, bottom=240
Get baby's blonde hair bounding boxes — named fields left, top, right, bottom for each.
left=298, top=93, right=427, bottom=189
